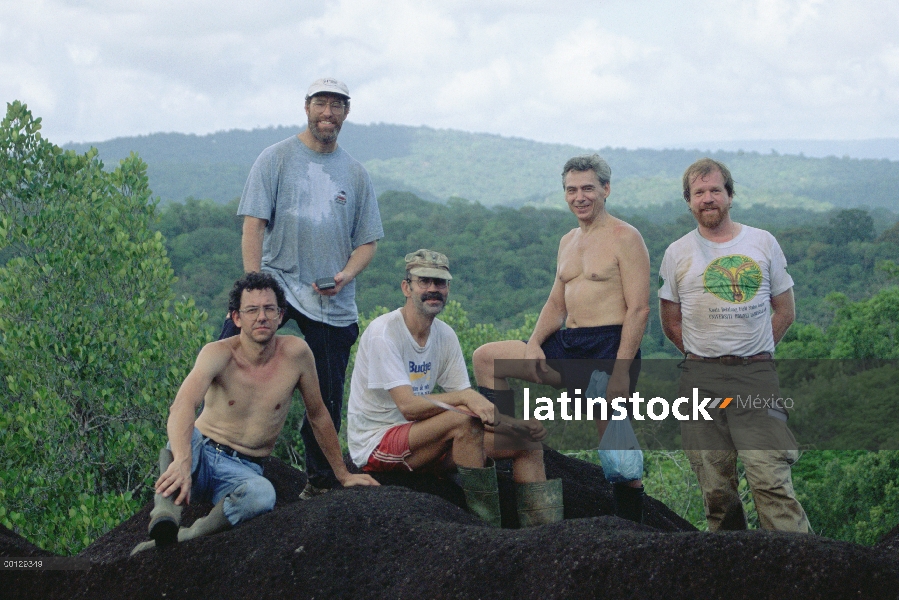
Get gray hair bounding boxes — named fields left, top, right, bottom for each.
left=561, top=154, right=612, bottom=188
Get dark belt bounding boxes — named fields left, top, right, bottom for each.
left=685, top=352, right=773, bottom=366
left=203, top=437, right=264, bottom=465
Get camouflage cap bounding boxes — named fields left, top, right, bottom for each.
left=404, top=249, right=452, bottom=280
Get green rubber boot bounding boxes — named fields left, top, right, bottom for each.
left=457, top=459, right=502, bottom=528
left=148, top=448, right=182, bottom=546
left=516, top=479, right=564, bottom=527
left=177, top=498, right=231, bottom=542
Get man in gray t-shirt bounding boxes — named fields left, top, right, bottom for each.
left=220, top=77, right=384, bottom=498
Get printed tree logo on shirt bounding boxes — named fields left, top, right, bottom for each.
left=703, top=255, right=762, bottom=304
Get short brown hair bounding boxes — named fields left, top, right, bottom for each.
left=682, top=158, right=735, bottom=202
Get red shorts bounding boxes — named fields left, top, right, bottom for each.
left=363, top=422, right=447, bottom=473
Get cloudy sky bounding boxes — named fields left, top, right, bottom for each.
left=2, top=0, right=897, bottom=149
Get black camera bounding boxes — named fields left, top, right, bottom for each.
left=315, top=277, right=336, bottom=291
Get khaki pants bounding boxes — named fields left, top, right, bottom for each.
left=679, top=361, right=810, bottom=533
left=685, top=448, right=809, bottom=532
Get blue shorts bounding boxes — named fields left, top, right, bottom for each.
left=540, top=324, right=628, bottom=361
left=536, top=325, right=641, bottom=396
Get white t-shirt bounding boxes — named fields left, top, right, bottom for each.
left=658, top=225, right=794, bottom=357
left=347, top=309, right=471, bottom=467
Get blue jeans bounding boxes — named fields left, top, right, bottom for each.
left=219, top=306, right=359, bottom=488
left=172, top=428, right=276, bottom=526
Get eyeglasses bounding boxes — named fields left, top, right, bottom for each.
left=406, top=277, right=449, bottom=289
left=309, top=99, right=347, bottom=114
left=239, top=306, right=283, bottom=320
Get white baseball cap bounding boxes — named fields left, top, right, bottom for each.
left=305, top=78, right=350, bottom=99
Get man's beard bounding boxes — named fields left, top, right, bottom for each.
left=309, top=118, right=342, bottom=144
left=694, top=203, right=730, bottom=229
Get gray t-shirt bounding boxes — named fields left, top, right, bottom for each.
left=238, top=136, right=384, bottom=326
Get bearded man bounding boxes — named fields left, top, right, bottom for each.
left=659, top=158, right=809, bottom=532
left=219, top=78, right=384, bottom=499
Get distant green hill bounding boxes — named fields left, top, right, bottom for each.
left=66, top=124, right=899, bottom=212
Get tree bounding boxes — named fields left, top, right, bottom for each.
left=824, top=208, right=875, bottom=246
left=0, top=101, right=210, bottom=553
left=793, top=450, right=899, bottom=544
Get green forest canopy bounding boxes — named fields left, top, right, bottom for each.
left=157, top=192, right=899, bottom=356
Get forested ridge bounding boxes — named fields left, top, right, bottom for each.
left=65, top=123, right=899, bottom=211
left=4, top=102, right=899, bottom=558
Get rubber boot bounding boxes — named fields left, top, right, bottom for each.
left=132, top=499, right=231, bottom=556
left=613, top=482, right=645, bottom=524
left=148, top=448, right=182, bottom=545
left=131, top=448, right=184, bottom=556
left=516, top=479, right=564, bottom=527
left=176, top=498, right=232, bottom=542
left=457, top=459, right=502, bottom=528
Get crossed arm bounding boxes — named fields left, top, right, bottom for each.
left=389, top=386, right=497, bottom=424
left=660, top=288, right=796, bottom=355
left=388, top=385, right=546, bottom=441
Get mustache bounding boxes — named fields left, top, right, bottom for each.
left=421, top=292, right=445, bottom=302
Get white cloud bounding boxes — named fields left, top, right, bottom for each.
left=1, top=0, right=897, bottom=147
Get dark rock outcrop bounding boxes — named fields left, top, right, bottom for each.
left=3, top=449, right=897, bottom=599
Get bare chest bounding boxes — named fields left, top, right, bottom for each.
left=558, top=234, right=620, bottom=284
left=210, top=359, right=298, bottom=416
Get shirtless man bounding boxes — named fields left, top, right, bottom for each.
left=132, top=272, right=377, bottom=554
left=472, top=154, right=650, bottom=522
